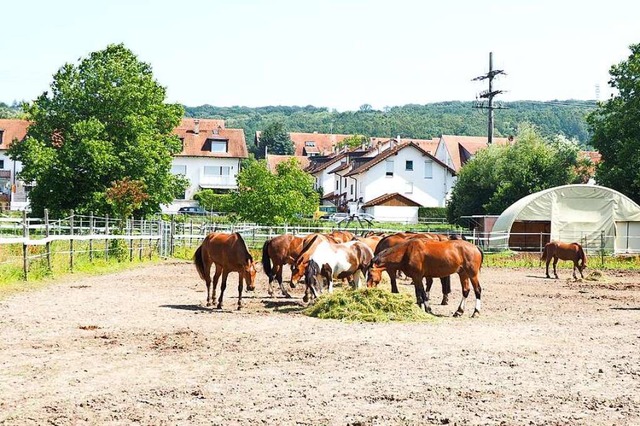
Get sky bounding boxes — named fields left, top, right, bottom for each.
left=1, top=0, right=639, bottom=111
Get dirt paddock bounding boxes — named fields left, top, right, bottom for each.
left=1, top=261, right=639, bottom=425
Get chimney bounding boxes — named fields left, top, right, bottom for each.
left=214, top=125, right=221, bottom=135
left=194, top=119, right=200, bottom=135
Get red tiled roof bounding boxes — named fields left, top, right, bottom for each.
left=175, top=118, right=248, bottom=158
left=0, top=119, right=29, bottom=148
left=580, top=150, right=601, bottom=164
left=362, top=192, right=421, bottom=208
left=290, top=132, right=353, bottom=156
left=266, top=154, right=311, bottom=172
left=345, top=142, right=455, bottom=177
left=440, top=135, right=511, bottom=171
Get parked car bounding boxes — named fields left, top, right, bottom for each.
left=327, top=212, right=350, bottom=222
left=177, top=206, right=207, bottom=216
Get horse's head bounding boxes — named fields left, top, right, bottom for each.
left=244, top=260, right=257, bottom=291
left=304, top=259, right=324, bottom=297
left=291, top=257, right=308, bottom=284
left=366, top=260, right=385, bottom=288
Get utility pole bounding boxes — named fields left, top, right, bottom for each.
left=472, top=52, right=506, bottom=144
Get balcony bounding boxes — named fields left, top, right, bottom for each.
left=198, top=175, right=237, bottom=189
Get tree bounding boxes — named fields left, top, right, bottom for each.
left=105, top=178, right=149, bottom=228
left=254, top=121, right=294, bottom=158
left=336, top=134, right=368, bottom=150
left=447, top=125, right=583, bottom=223
left=588, top=43, right=640, bottom=203
left=8, top=43, right=184, bottom=218
left=231, top=158, right=318, bottom=224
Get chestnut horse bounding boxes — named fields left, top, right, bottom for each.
left=374, top=232, right=452, bottom=304
left=193, top=232, right=257, bottom=310
left=261, top=234, right=305, bottom=297
left=292, top=235, right=374, bottom=301
left=541, top=241, right=587, bottom=279
left=367, top=239, right=483, bottom=317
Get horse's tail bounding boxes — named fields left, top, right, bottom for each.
left=540, top=244, right=548, bottom=266
left=477, top=245, right=484, bottom=270
left=578, top=245, right=587, bottom=269
left=262, top=239, right=274, bottom=282
left=193, top=245, right=206, bottom=281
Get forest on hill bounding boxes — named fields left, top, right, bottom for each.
left=185, top=100, right=596, bottom=149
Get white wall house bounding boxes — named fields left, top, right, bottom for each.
left=345, top=143, right=457, bottom=212
left=0, top=119, right=29, bottom=211
left=167, top=118, right=248, bottom=212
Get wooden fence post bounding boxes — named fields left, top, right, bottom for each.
left=22, top=210, right=28, bottom=281
left=129, top=216, right=134, bottom=262
left=170, top=215, right=175, bottom=257
left=105, top=214, right=109, bottom=261
left=89, top=212, right=94, bottom=263
left=69, top=210, right=74, bottom=272
left=45, top=209, right=51, bottom=271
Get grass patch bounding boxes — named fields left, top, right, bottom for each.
left=303, top=287, right=435, bottom=323
left=484, top=251, right=640, bottom=271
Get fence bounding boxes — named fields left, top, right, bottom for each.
left=2, top=211, right=640, bottom=281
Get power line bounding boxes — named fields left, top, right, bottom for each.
left=472, top=52, right=507, bottom=144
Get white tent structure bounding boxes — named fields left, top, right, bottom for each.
left=490, top=184, right=640, bottom=253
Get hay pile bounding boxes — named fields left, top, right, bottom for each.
left=303, top=288, right=435, bottom=322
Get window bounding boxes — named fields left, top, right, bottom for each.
left=0, top=130, right=4, bottom=144
left=405, top=182, right=413, bottom=194
left=424, top=160, right=433, bottom=179
left=344, top=178, right=347, bottom=187
left=336, top=180, right=339, bottom=190
left=305, top=141, right=315, bottom=147
left=350, top=184, right=354, bottom=195
left=0, top=160, right=4, bottom=169
left=386, top=160, right=394, bottom=177
left=211, top=140, right=227, bottom=153
left=171, top=164, right=186, bottom=175
left=405, top=160, right=413, bottom=171
left=204, top=166, right=231, bottom=176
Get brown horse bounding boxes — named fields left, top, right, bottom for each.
left=374, top=232, right=452, bottom=303
left=367, top=239, right=483, bottom=317
left=193, top=232, right=257, bottom=310
left=541, top=241, right=587, bottom=279
left=261, top=234, right=305, bottom=297
left=292, top=236, right=374, bottom=302
left=326, top=230, right=355, bottom=243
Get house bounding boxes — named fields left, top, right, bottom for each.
left=255, top=131, right=353, bottom=157
left=0, top=119, right=29, bottom=211
left=169, top=118, right=248, bottom=211
left=343, top=142, right=457, bottom=222
left=265, top=154, right=310, bottom=172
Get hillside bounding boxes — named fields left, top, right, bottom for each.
left=185, top=100, right=596, bottom=149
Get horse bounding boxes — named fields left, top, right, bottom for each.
left=367, top=238, right=483, bottom=317
left=261, top=234, right=305, bottom=297
left=292, top=235, right=374, bottom=302
left=193, top=232, right=257, bottom=310
left=374, top=232, right=452, bottom=304
left=541, top=241, right=587, bottom=279
left=325, top=230, right=355, bottom=243
left=353, top=234, right=384, bottom=253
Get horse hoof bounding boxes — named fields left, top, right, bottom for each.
left=441, top=296, right=449, bottom=305
left=290, top=283, right=296, bottom=289
left=237, top=306, right=242, bottom=311
left=283, top=293, right=292, bottom=299
left=453, top=311, right=463, bottom=318
left=216, top=304, right=223, bottom=310
left=471, top=310, right=480, bottom=318
left=302, top=294, right=309, bottom=303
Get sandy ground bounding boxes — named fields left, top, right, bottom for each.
left=0, top=261, right=639, bottom=425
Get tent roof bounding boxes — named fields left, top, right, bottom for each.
left=492, top=184, right=640, bottom=237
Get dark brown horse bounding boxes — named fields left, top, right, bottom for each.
left=261, top=234, right=305, bottom=297
left=194, top=232, right=257, bottom=310
left=374, top=232, right=452, bottom=303
left=367, top=239, right=483, bottom=317
left=541, top=241, right=587, bottom=279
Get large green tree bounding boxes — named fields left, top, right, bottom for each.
left=254, top=121, right=294, bottom=158
left=8, top=43, right=184, bottom=218
left=588, top=43, right=640, bottom=203
left=447, top=125, right=585, bottom=223
left=232, top=158, right=318, bottom=224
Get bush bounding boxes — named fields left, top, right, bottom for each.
left=418, top=207, right=447, bottom=219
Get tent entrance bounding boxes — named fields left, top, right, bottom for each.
left=509, top=221, right=551, bottom=251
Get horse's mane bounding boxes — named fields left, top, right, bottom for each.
left=299, top=234, right=319, bottom=258
left=234, top=232, right=253, bottom=261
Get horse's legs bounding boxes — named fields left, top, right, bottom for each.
left=216, top=271, right=229, bottom=309
left=389, top=268, right=399, bottom=293
left=208, top=266, right=222, bottom=307
left=440, top=275, right=451, bottom=305
left=413, top=277, right=429, bottom=312
left=289, top=264, right=297, bottom=288
left=237, top=273, right=244, bottom=310
left=276, top=264, right=291, bottom=298
left=453, top=275, right=471, bottom=317
left=470, top=275, right=482, bottom=318
left=552, top=256, right=559, bottom=279
left=545, top=257, right=552, bottom=278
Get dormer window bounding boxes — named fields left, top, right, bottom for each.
left=0, top=130, right=4, bottom=145
left=305, top=141, right=315, bottom=147
left=210, top=140, right=227, bottom=153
